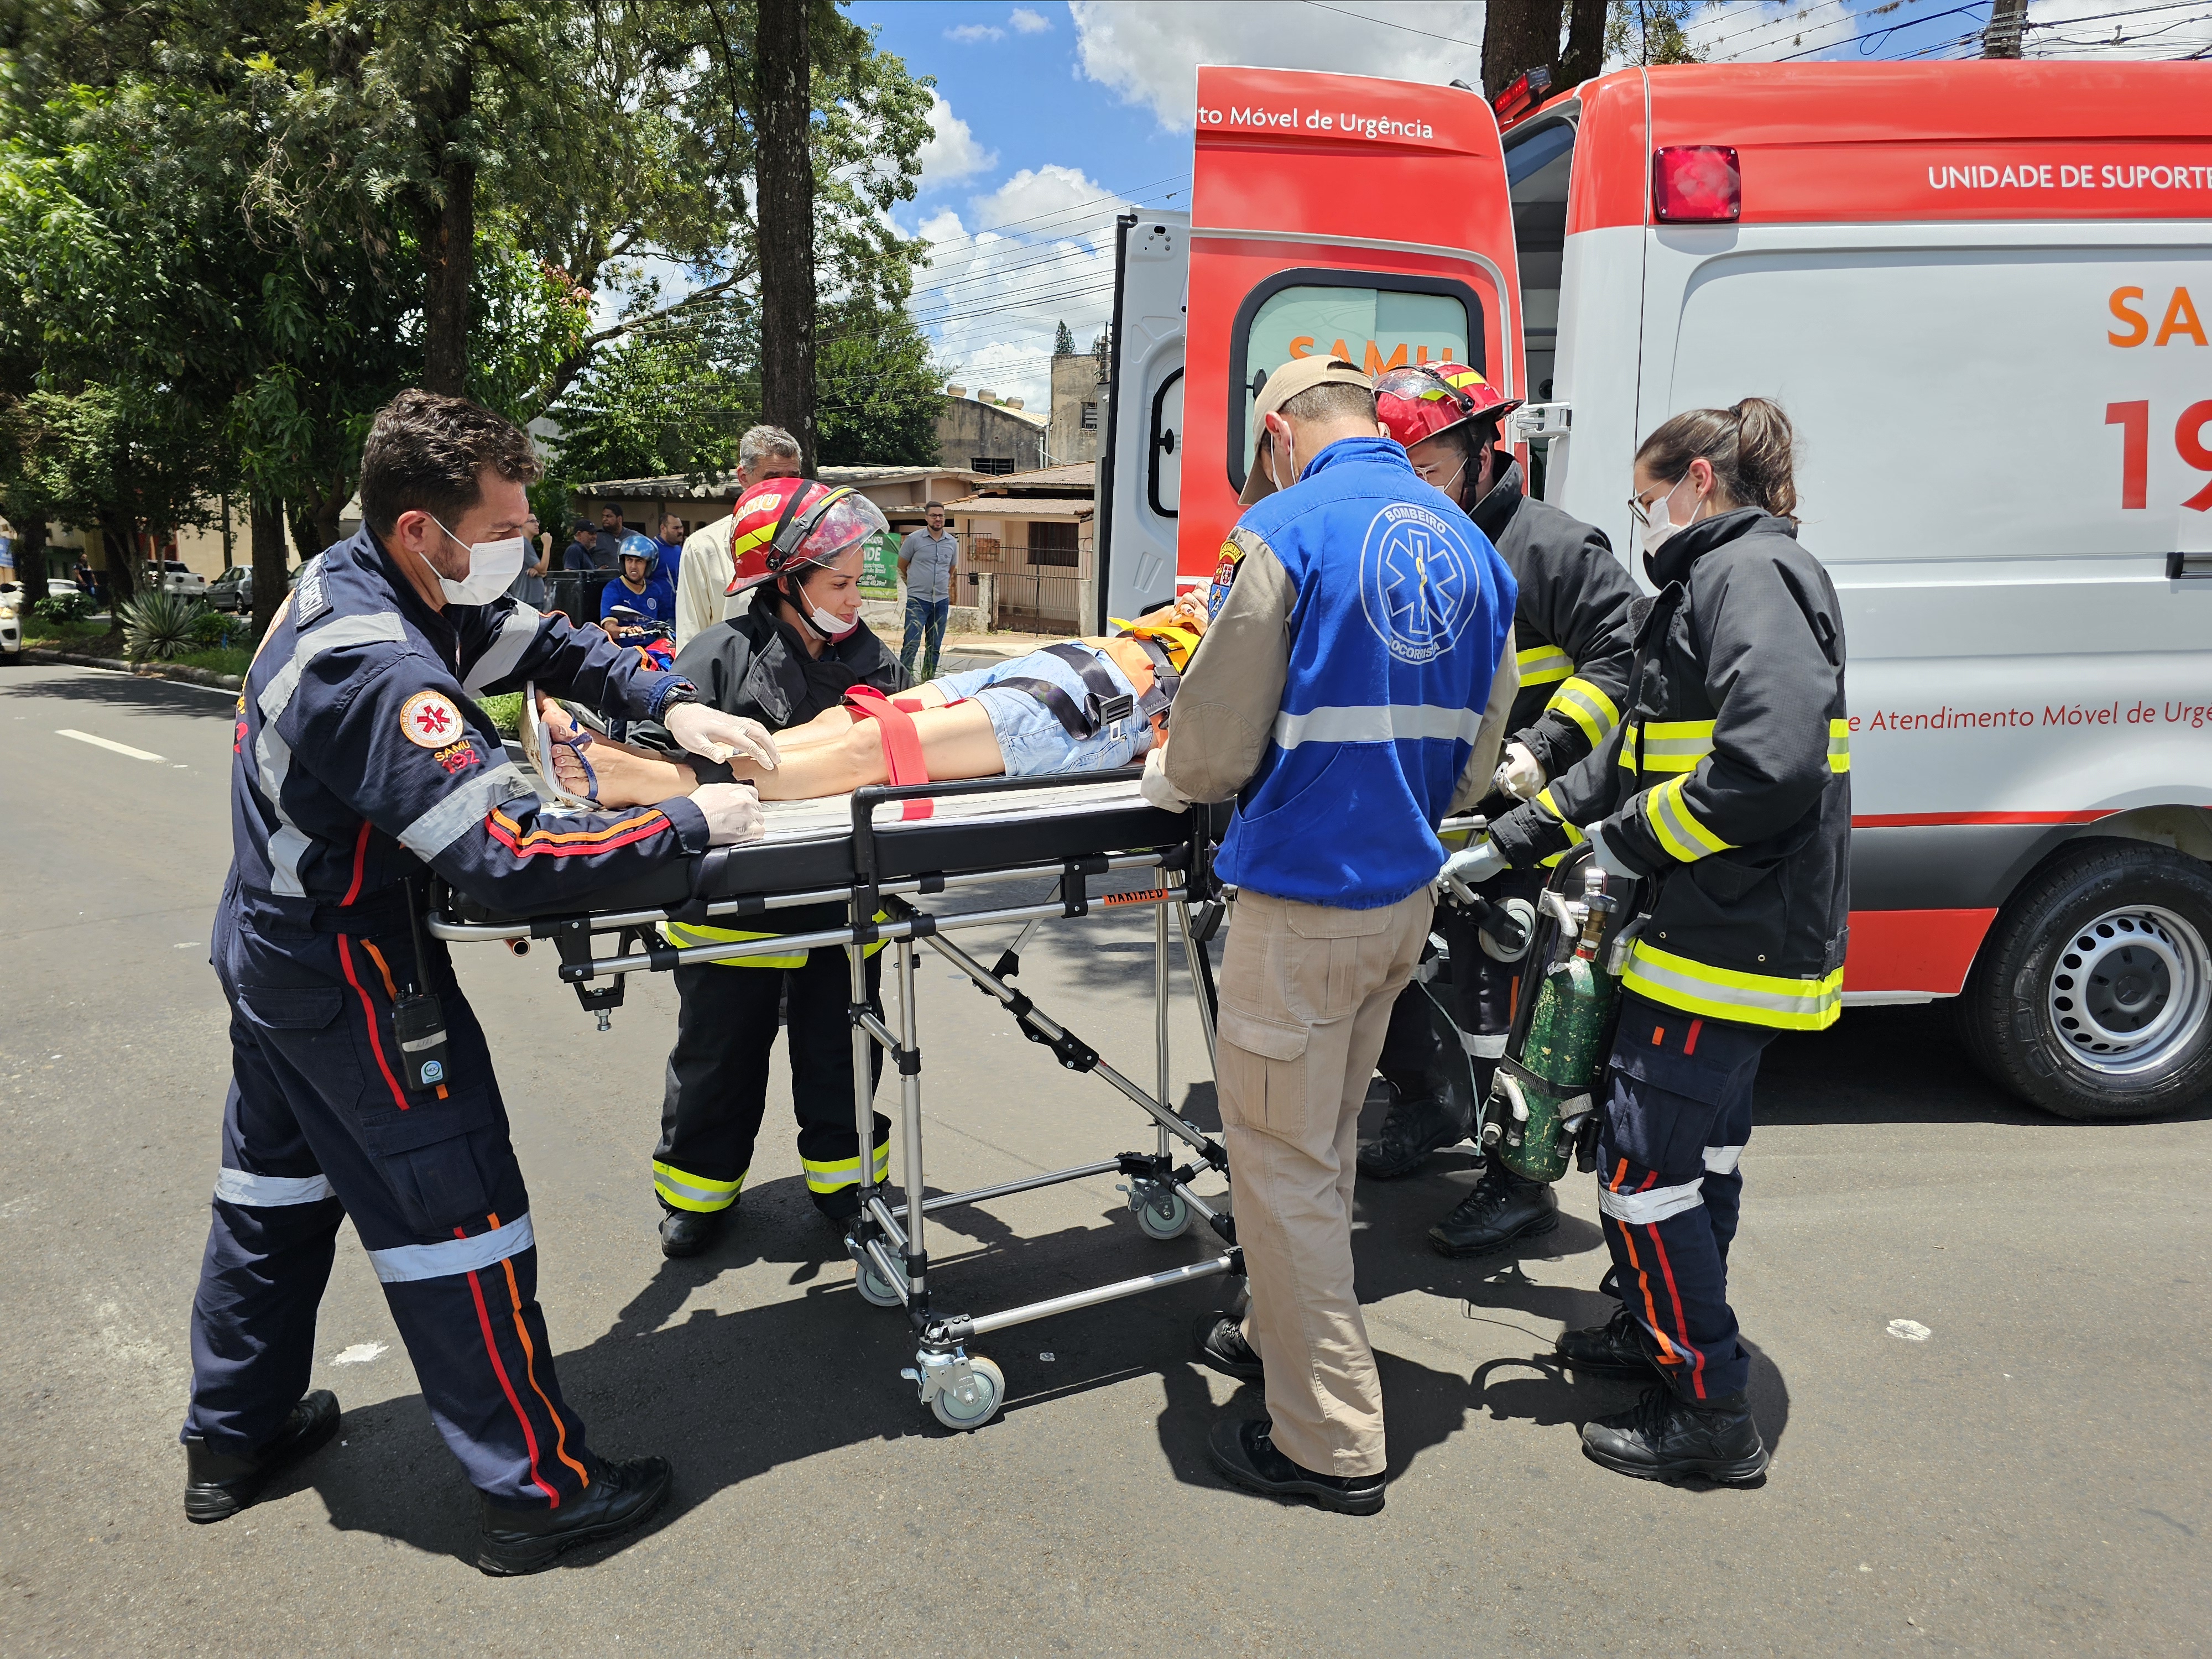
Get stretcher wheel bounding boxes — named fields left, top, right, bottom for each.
left=855, top=1256, right=905, bottom=1308
left=929, top=1357, right=1005, bottom=1430
left=1134, top=1188, right=1192, bottom=1241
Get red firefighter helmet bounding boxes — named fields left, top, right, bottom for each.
left=1373, top=361, right=1523, bottom=452
left=724, top=476, right=889, bottom=596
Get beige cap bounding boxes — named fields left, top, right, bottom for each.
left=1239, top=354, right=1373, bottom=506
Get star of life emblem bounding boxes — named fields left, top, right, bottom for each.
left=400, top=690, right=466, bottom=749
left=1358, top=502, right=1478, bottom=665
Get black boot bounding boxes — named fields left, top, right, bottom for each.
left=1582, top=1386, right=1767, bottom=1485
left=1207, top=1419, right=1385, bottom=1516
left=1357, top=1079, right=1472, bottom=1179
left=1192, top=1312, right=1264, bottom=1381
left=1555, top=1303, right=1661, bottom=1378
left=658, top=1207, right=723, bottom=1259
left=476, top=1454, right=675, bottom=1575
left=183, top=1390, right=341, bottom=1524
left=1427, top=1156, right=1558, bottom=1256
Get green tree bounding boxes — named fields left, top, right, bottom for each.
left=1607, top=0, right=1712, bottom=65
left=815, top=301, right=943, bottom=467
left=1053, top=320, right=1075, bottom=357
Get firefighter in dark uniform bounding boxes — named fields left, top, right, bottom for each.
left=1446, top=397, right=1848, bottom=1481
left=181, top=391, right=775, bottom=1573
left=638, top=477, right=906, bottom=1257
left=1358, top=362, right=1639, bottom=1261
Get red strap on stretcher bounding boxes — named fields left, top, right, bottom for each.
left=843, top=686, right=934, bottom=820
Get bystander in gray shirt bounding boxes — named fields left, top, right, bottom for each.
left=900, top=527, right=959, bottom=604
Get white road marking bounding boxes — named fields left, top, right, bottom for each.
left=55, top=728, right=164, bottom=762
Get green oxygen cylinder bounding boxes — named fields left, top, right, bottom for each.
left=1488, top=865, right=1620, bottom=1183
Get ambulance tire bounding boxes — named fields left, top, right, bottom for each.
left=1957, top=840, right=2212, bottom=1121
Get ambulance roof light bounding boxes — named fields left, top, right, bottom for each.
left=1492, top=66, right=1553, bottom=132
left=1652, top=145, right=1741, bottom=223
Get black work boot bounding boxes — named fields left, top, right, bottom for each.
left=1193, top=1313, right=1264, bottom=1382
left=1582, top=1386, right=1767, bottom=1485
left=658, top=1207, right=723, bottom=1259
left=1357, top=1079, right=1472, bottom=1179
left=476, top=1454, right=675, bottom=1575
left=183, top=1390, right=341, bottom=1524
left=1207, top=1419, right=1385, bottom=1516
left=1555, top=1303, right=1661, bottom=1378
left=1427, top=1156, right=1559, bottom=1256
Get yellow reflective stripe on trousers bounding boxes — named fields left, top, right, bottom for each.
left=802, top=1139, right=892, bottom=1194
left=660, top=916, right=889, bottom=967
left=654, top=1161, right=745, bottom=1213
left=1532, top=785, right=1584, bottom=868
left=1545, top=675, right=1620, bottom=749
left=1516, top=644, right=1573, bottom=688
left=1642, top=775, right=1733, bottom=863
left=1829, top=717, right=1852, bottom=774
left=1619, top=718, right=1715, bottom=774
left=1621, top=939, right=1843, bottom=1031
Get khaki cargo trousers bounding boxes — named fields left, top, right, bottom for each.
left=1214, top=884, right=1433, bottom=1478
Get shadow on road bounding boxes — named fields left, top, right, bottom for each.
left=2, top=665, right=236, bottom=719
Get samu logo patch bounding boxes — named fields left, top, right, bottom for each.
left=399, top=690, right=465, bottom=748
left=434, top=739, right=481, bottom=775
left=1358, top=502, right=1480, bottom=665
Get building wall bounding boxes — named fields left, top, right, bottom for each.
left=1047, top=354, right=1109, bottom=468
left=935, top=397, right=1048, bottom=476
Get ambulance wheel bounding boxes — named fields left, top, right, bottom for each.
left=1134, top=1189, right=1192, bottom=1240
left=928, top=1357, right=1005, bottom=1431
left=1957, top=839, right=2212, bottom=1120
left=854, top=1256, right=905, bottom=1308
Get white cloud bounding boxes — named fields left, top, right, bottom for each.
left=946, top=22, right=1006, bottom=43
left=916, top=91, right=998, bottom=187
left=1010, top=6, right=1052, bottom=31
left=970, top=164, right=1119, bottom=240
left=1068, top=0, right=1488, bottom=132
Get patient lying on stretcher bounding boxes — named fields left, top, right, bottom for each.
left=539, top=593, right=1208, bottom=807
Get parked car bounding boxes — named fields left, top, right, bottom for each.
left=149, top=560, right=208, bottom=598
left=0, top=582, right=21, bottom=660
left=205, top=566, right=252, bottom=612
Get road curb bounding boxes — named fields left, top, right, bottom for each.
left=22, top=646, right=243, bottom=692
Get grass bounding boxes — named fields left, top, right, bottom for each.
left=22, top=616, right=116, bottom=647
left=477, top=691, right=524, bottom=737
left=23, top=614, right=248, bottom=680
left=173, top=646, right=252, bottom=679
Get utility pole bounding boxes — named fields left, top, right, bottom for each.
left=757, top=0, right=818, bottom=476
left=1983, top=0, right=2027, bottom=56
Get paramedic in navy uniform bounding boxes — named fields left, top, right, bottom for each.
left=180, top=390, right=774, bottom=1575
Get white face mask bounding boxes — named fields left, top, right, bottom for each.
left=430, top=516, right=528, bottom=606
left=1638, top=473, right=1699, bottom=561
left=807, top=601, right=860, bottom=641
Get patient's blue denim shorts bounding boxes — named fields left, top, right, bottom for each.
left=935, top=646, right=1157, bottom=778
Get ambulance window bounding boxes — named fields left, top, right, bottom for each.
left=1227, top=269, right=1480, bottom=494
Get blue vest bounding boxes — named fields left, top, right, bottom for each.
left=1215, top=437, right=1516, bottom=909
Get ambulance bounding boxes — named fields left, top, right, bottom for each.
left=1097, top=61, right=2212, bottom=1121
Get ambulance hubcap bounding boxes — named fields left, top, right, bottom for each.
left=2047, top=906, right=2211, bottom=1074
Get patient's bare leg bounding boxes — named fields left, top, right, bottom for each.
left=751, top=701, right=1006, bottom=799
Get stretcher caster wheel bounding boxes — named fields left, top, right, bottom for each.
left=927, top=1356, right=1005, bottom=1431
left=1134, top=1188, right=1192, bottom=1241
left=855, top=1257, right=905, bottom=1308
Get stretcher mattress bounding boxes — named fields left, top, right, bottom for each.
left=448, top=772, right=1222, bottom=926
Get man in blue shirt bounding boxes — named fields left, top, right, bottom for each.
left=1147, top=356, right=1519, bottom=1515
left=599, top=536, right=677, bottom=639
left=653, top=512, right=686, bottom=592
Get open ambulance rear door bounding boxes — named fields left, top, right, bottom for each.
left=1176, top=67, right=1526, bottom=586
left=1097, top=211, right=1190, bottom=630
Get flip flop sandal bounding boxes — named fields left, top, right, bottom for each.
left=519, top=680, right=603, bottom=810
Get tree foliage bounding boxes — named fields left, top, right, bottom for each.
left=815, top=300, right=943, bottom=467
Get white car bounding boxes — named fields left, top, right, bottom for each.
left=150, top=560, right=207, bottom=598
left=0, top=582, right=22, bottom=660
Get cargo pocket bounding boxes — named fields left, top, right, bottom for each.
left=1217, top=1004, right=1311, bottom=1141
left=363, top=1094, right=504, bottom=1237
left=1282, top=901, right=1397, bottom=1024
left=233, top=984, right=344, bottom=1030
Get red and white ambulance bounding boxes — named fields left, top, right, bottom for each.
left=1097, top=61, right=2212, bottom=1119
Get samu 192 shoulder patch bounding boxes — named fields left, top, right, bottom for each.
left=291, top=555, right=330, bottom=625
left=399, top=689, right=466, bottom=749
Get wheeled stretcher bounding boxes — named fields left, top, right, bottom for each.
left=427, top=768, right=1240, bottom=1430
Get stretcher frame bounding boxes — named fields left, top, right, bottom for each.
left=429, top=768, right=1240, bottom=1430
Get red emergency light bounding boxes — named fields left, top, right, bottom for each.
left=1652, top=145, right=1741, bottom=222
left=1492, top=66, right=1552, bottom=132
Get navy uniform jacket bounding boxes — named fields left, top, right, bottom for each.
left=229, top=525, right=711, bottom=941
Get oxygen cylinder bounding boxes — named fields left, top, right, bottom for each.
left=1486, top=867, right=1620, bottom=1182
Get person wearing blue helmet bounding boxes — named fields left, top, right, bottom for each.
left=599, top=533, right=676, bottom=639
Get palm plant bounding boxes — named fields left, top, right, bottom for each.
left=119, top=589, right=207, bottom=662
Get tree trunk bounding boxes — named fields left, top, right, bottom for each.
left=422, top=51, right=478, bottom=397
left=1559, top=0, right=1609, bottom=89
left=15, top=517, right=49, bottom=605
left=757, top=0, right=817, bottom=476
left=1983, top=0, right=2026, bottom=55
left=98, top=512, right=138, bottom=608
left=250, top=494, right=289, bottom=641
left=1483, top=0, right=1565, bottom=98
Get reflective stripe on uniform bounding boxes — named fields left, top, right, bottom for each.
left=661, top=917, right=889, bottom=968
left=1546, top=675, right=1620, bottom=749
left=802, top=1140, right=892, bottom=1194
left=653, top=1161, right=745, bottom=1213
left=1623, top=940, right=1843, bottom=1032
left=1516, top=644, right=1573, bottom=688
left=367, top=1212, right=536, bottom=1284
left=1643, top=775, right=1733, bottom=863
left=1619, top=718, right=1715, bottom=774
left=1531, top=785, right=1584, bottom=868
left=398, top=763, right=536, bottom=858
left=1273, top=704, right=1488, bottom=749
left=1703, top=1144, right=1745, bottom=1175
left=215, top=1167, right=335, bottom=1207
left=1829, top=717, right=1852, bottom=774
left=460, top=604, right=544, bottom=697
left=252, top=614, right=410, bottom=896
left=1597, top=1175, right=1705, bottom=1226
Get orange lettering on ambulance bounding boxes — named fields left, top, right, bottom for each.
left=1287, top=336, right=1315, bottom=359
left=1364, top=341, right=1408, bottom=374
left=2108, top=286, right=2150, bottom=347
left=2154, top=288, right=2206, bottom=348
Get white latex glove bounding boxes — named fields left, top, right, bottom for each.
left=691, top=782, right=767, bottom=846
left=1437, top=837, right=1509, bottom=902
left=1493, top=740, right=1545, bottom=801
left=665, top=701, right=780, bottom=770
left=1584, top=821, right=1640, bottom=879
left=1140, top=744, right=1190, bottom=813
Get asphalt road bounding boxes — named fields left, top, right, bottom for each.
left=2, top=660, right=2206, bottom=1657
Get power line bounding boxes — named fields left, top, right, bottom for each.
left=1296, top=1, right=1486, bottom=51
